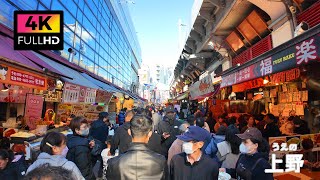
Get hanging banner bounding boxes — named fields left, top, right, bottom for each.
left=0, top=64, right=47, bottom=90
left=63, top=83, right=80, bottom=103
left=85, top=88, right=97, bottom=104
left=221, top=33, right=320, bottom=88
left=189, top=74, right=216, bottom=100
left=25, top=94, right=44, bottom=130
left=95, top=90, right=113, bottom=104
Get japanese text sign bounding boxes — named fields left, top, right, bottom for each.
left=221, top=33, right=320, bottom=88
left=25, top=94, right=44, bottom=130
left=0, top=64, right=47, bottom=90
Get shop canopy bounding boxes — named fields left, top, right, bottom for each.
left=0, top=35, right=65, bottom=77
left=221, top=26, right=320, bottom=88
left=80, top=73, right=119, bottom=93
left=33, top=52, right=100, bottom=89
left=0, top=35, right=42, bottom=71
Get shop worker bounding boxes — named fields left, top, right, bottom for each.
left=220, top=127, right=273, bottom=180
left=89, top=112, right=109, bottom=148
left=106, top=115, right=167, bottom=180
left=170, top=126, right=219, bottom=180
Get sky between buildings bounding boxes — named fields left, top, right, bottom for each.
left=128, top=0, right=194, bottom=67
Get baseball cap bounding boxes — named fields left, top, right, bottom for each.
left=165, top=106, right=175, bottom=113
left=236, top=127, right=263, bottom=141
left=177, top=126, right=210, bottom=142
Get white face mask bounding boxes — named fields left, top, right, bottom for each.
left=239, top=143, right=249, bottom=154
left=182, top=142, right=195, bottom=154
left=240, top=142, right=256, bottom=154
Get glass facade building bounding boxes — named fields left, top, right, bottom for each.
left=0, top=0, right=142, bottom=91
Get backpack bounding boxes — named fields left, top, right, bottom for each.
left=236, top=155, right=265, bottom=180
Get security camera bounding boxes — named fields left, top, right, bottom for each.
left=294, top=22, right=309, bottom=37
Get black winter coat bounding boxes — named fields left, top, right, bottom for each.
left=66, top=134, right=95, bottom=180
left=106, top=143, right=167, bottom=180
left=262, top=122, right=281, bottom=140
left=89, top=119, right=109, bottom=146
left=0, top=156, right=27, bottom=180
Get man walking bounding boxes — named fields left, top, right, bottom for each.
left=110, top=110, right=135, bottom=155
left=170, top=126, right=219, bottom=180
left=157, top=106, right=182, bottom=158
left=106, top=115, right=167, bottom=179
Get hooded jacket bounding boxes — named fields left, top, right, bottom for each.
left=89, top=119, right=109, bottom=144
left=226, top=152, right=273, bottom=180
left=26, top=152, right=84, bottom=180
left=66, top=134, right=95, bottom=180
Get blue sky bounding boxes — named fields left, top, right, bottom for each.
left=128, top=0, right=194, bottom=67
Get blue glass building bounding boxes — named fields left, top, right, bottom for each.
left=0, top=0, right=141, bottom=91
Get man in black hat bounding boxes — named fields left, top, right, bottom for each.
left=170, top=126, right=219, bottom=180
left=157, top=105, right=182, bottom=158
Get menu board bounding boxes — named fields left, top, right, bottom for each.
left=301, top=91, right=308, bottom=101
left=57, top=103, right=107, bottom=122
left=85, top=88, right=96, bottom=103
left=95, top=90, right=113, bottom=104
left=25, top=94, right=44, bottom=130
left=63, top=83, right=80, bottom=103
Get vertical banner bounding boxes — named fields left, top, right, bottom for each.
left=25, top=94, right=44, bottom=130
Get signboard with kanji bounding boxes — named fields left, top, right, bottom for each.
left=0, top=64, right=47, bottom=90
left=221, top=33, right=320, bottom=88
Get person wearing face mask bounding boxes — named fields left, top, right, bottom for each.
left=157, top=105, right=182, bottom=158
left=67, top=117, right=95, bottom=180
left=26, top=132, right=84, bottom=180
left=170, top=126, right=219, bottom=180
left=220, top=127, right=273, bottom=180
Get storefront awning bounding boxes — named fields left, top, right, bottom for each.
left=0, top=35, right=42, bottom=71
left=0, top=35, right=65, bottom=77
left=33, top=53, right=100, bottom=89
left=80, top=73, right=118, bottom=93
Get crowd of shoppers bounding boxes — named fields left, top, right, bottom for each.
left=0, top=103, right=314, bottom=180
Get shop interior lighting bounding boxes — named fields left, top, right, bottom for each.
left=263, top=77, right=269, bottom=84
left=1, top=84, right=9, bottom=92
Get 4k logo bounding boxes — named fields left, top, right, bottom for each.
left=14, top=11, right=63, bottom=50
